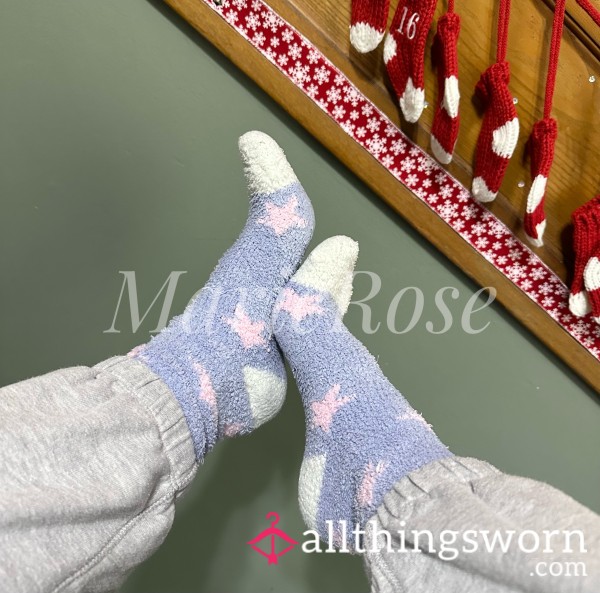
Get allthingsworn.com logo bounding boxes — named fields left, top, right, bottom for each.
left=247, top=513, right=589, bottom=578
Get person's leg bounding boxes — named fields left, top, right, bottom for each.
left=364, top=457, right=600, bottom=593
left=274, top=240, right=600, bottom=592
left=0, top=132, right=315, bottom=593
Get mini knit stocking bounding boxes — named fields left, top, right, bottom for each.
left=524, top=118, right=557, bottom=246
left=430, top=5, right=461, bottom=165
left=570, top=196, right=600, bottom=316
left=130, top=131, right=314, bottom=460
left=384, top=0, right=438, bottom=123
left=471, top=0, right=519, bottom=203
left=350, top=0, right=391, bottom=53
left=584, top=254, right=600, bottom=324
left=523, top=0, right=565, bottom=247
left=273, top=237, right=451, bottom=549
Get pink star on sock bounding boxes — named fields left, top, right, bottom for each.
left=257, top=195, right=307, bottom=236
left=225, top=304, right=267, bottom=349
left=357, top=461, right=389, bottom=507
left=277, top=287, right=324, bottom=322
left=194, top=363, right=217, bottom=416
left=311, top=384, right=352, bottom=433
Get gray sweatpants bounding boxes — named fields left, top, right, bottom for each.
left=0, top=357, right=598, bottom=592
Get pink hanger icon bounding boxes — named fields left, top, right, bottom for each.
left=247, top=512, right=299, bottom=565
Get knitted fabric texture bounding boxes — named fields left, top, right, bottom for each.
left=430, top=8, right=461, bottom=165
left=130, top=131, right=314, bottom=460
left=273, top=237, right=451, bottom=550
left=350, top=0, right=391, bottom=53
left=384, top=0, right=438, bottom=123
left=471, top=0, right=519, bottom=203
left=523, top=0, right=565, bottom=246
left=471, top=61, right=519, bottom=203
left=524, top=117, right=558, bottom=246
left=570, top=196, right=600, bottom=317
left=584, top=255, right=600, bottom=324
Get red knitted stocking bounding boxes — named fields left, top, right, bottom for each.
left=384, top=0, right=438, bottom=123
left=523, top=0, right=565, bottom=246
left=570, top=197, right=600, bottom=317
left=430, top=4, right=460, bottom=164
left=350, top=0, right=391, bottom=53
left=471, top=0, right=519, bottom=203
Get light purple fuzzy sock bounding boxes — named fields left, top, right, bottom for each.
left=130, top=131, right=314, bottom=461
left=273, top=237, right=452, bottom=549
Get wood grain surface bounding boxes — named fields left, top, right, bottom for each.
left=163, top=0, right=600, bottom=393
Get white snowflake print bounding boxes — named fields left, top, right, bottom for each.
left=361, top=103, right=374, bottom=117
left=307, top=48, right=319, bottom=64
left=385, top=122, right=398, bottom=137
left=438, top=200, right=458, bottom=220
left=520, top=279, right=533, bottom=291
left=246, top=13, right=260, bottom=30
left=326, top=86, right=342, bottom=104
left=366, top=117, right=381, bottom=133
left=355, top=126, right=366, bottom=138
left=400, top=157, right=416, bottom=173
left=462, top=204, right=478, bottom=220
left=344, top=87, right=361, bottom=107
left=288, top=42, right=302, bottom=60
left=406, top=173, right=419, bottom=187
left=541, top=296, right=554, bottom=308
left=471, top=221, right=487, bottom=236
left=261, top=10, right=281, bottom=31
left=390, top=138, right=407, bottom=155
left=277, top=54, right=288, bottom=67
left=253, top=31, right=266, bottom=46
left=334, top=73, right=346, bottom=86
left=306, top=83, right=318, bottom=98
left=281, top=28, right=294, bottom=43
left=290, top=61, right=309, bottom=84
left=349, top=110, right=359, bottom=121
left=381, top=154, right=394, bottom=168
left=451, top=218, right=465, bottom=232
left=225, top=9, right=238, bottom=24
left=529, top=267, right=546, bottom=281
left=232, top=0, right=246, bottom=7
left=475, top=236, right=490, bottom=250
left=332, top=104, right=346, bottom=120
left=366, top=134, right=387, bottom=157
left=439, top=184, right=453, bottom=199
left=270, top=36, right=280, bottom=47
left=314, top=65, right=330, bottom=85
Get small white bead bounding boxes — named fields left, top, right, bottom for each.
left=589, top=75, right=596, bottom=83
left=518, top=181, right=525, bottom=188
left=512, top=97, right=518, bottom=105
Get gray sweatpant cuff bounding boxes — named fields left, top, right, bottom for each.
left=363, top=456, right=600, bottom=593
left=94, top=356, right=197, bottom=496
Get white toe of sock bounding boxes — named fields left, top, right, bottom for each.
left=291, top=236, right=359, bottom=315
left=350, top=23, right=384, bottom=53
left=239, top=131, right=298, bottom=195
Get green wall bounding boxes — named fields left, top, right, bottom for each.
left=2, top=2, right=599, bottom=592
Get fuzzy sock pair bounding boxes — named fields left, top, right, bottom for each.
left=130, top=132, right=450, bottom=548
left=350, top=0, right=461, bottom=163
